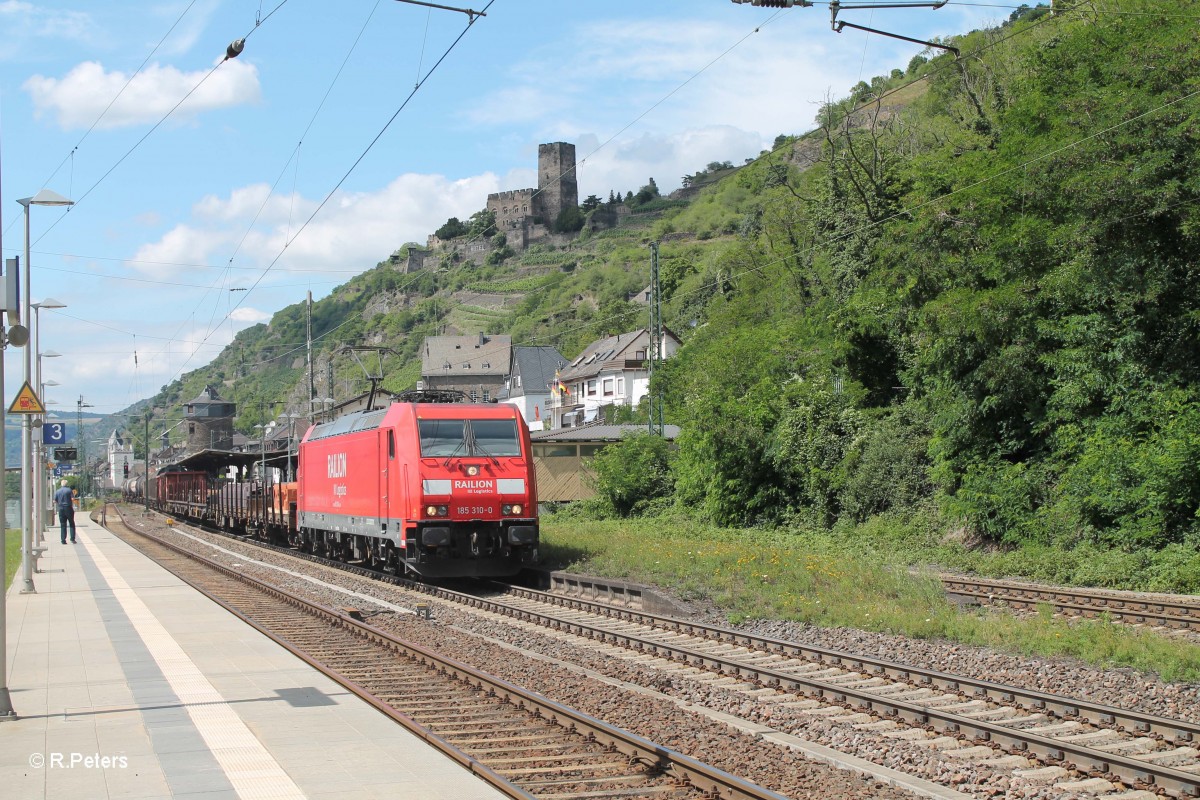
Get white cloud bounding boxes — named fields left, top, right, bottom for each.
left=0, top=1, right=92, bottom=54
left=230, top=307, right=270, bottom=323
left=24, top=57, right=261, bottom=130
left=575, top=126, right=767, bottom=198
left=130, top=170, right=505, bottom=283
left=156, top=0, right=221, bottom=58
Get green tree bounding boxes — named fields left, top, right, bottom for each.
left=553, top=205, right=585, bottom=233
left=588, top=433, right=675, bottom=516
left=467, top=208, right=496, bottom=237
left=632, top=178, right=660, bottom=206
left=435, top=217, right=468, bottom=239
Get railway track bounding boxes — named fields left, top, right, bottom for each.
left=105, top=506, right=792, bottom=800
left=939, top=576, right=1200, bottom=633
left=547, top=572, right=1200, bottom=635
left=109, top=503, right=1200, bottom=797
left=426, top=586, right=1200, bottom=797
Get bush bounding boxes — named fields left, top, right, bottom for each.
left=588, top=433, right=675, bottom=516
left=840, top=406, right=934, bottom=522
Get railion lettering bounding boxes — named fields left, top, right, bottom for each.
left=454, top=479, right=494, bottom=490
left=327, top=453, right=347, bottom=479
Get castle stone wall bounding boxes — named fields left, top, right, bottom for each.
left=487, top=188, right=536, bottom=232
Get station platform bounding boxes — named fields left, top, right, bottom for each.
left=1, top=510, right=510, bottom=800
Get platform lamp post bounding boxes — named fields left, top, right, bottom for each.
left=1, top=310, right=15, bottom=719
left=253, top=424, right=267, bottom=485
left=36, top=378, right=60, bottom=555
left=139, top=409, right=151, bottom=510
left=18, top=189, right=74, bottom=595
left=285, top=413, right=301, bottom=481
left=32, top=303, right=65, bottom=549
left=76, top=396, right=93, bottom=500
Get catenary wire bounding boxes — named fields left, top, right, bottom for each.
left=160, top=0, right=497, bottom=390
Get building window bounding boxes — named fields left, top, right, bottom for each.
left=586, top=379, right=597, bottom=397
left=603, top=378, right=614, bottom=397
left=482, top=361, right=490, bottom=368
left=188, top=423, right=195, bottom=435
left=443, top=362, right=451, bottom=370
left=469, top=390, right=479, bottom=402
left=617, top=377, right=624, bottom=395
left=482, top=390, right=490, bottom=402
left=634, top=349, right=646, bottom=360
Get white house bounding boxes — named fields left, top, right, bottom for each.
left=549, top=328, right=681, bottom=429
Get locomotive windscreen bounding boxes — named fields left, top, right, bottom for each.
left=419, top=418, right=522, bottom=457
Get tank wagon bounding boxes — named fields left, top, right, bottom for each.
left=143, top=395, right=540, bottom=579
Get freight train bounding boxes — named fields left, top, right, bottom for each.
left=129, top=394, right=540, bottom=579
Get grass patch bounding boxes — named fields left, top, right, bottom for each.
left=4, top=528, right=19, bottom=591
left=539, top=513, right=1200, bottom=683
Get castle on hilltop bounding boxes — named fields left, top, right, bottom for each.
left=487, top=142, right=578, bottom=248
left=404, top=142, right=580, bottom=272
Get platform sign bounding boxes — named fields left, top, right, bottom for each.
left=43, top=421, right=69, bottom=444
left=54, top=464, right=76, bottom=477
left=8, top=381, right=45, bottom=414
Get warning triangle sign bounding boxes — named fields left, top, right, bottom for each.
left=8, top=381, right=46, bottom=415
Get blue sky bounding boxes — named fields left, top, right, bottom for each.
left=0, top=0, right=1003, bottom=418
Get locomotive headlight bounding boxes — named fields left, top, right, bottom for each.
left=424, top=504, right=448, bottom=517
left=502, top=503, right=523, bottom=516
left=465, top=464, right=480, bottom=477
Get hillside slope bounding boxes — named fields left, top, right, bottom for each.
left=125, top=2, right=1200, bottom=558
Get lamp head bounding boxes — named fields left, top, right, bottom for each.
left=18, top=189, right=74, bottom=208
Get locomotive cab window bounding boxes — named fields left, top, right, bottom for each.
left=471, top=419, right=521, bottom=456
left=419, top=418, right=521, bottom=458
left=420, top=419, right=466, bottom=456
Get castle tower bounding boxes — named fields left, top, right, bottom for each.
left=184, top=384, right=236, bottom=451
left=536, top=142, right=578, bottom=227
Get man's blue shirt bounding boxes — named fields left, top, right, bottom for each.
left=54, top=486, right=74, bottom=510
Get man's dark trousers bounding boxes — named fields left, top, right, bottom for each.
left=59, top=505, right=76, bottom=543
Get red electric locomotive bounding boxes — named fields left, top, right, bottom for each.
left=296, top=398, right=539, bottom=578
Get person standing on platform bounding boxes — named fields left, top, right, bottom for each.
left=54, top=479, right=77, bottom=544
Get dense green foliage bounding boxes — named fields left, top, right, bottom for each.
left=587, top=432, right=675, bottom=516
left=655, top=1, right=1200, bottom=559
